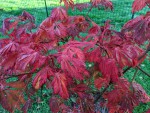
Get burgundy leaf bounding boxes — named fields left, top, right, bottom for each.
left=132, top=0, right=146, bottom=13
left=32, top=66, right=54, bottom=90
left=50, top=7, right=68, bottom=21
left=99, top=58, right=119, bottom=82
left=58, top=46, right=89, bottom=80
left=49, top=97, right=60, bottom=113
left=52, top=72, right=69, bottom=99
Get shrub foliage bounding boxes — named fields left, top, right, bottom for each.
left=0, top=0, right=150, bottom=112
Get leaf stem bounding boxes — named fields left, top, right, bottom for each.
left=131, top=68, right=138, bottom=83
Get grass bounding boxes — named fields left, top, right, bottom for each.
left=0, top=0, right=150, bottom=113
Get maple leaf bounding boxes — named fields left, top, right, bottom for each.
left=94, top=77, right=109, bottom=89
left=76, top=95, right=95, bottom=113
left=62, top=40, right=94, bottom=49
left=64, top=16, right=90, bottom=38
left=60, top=0, right=74, bottom=9
left=88, top=22, right=101, bottom=35
left=121, top=12, right=150, bottom=44
left=50, top=22, right=67, bottom=39
left=71, top=84, right=89, bottom=98
left=85, top=47, right=102, bottom=63
left=99, top=58, right=119, bottom=83
left=36, top=21, right=68, bottom=43
left=0, top=53, right=18, bottom=71
left=103, top=78, right=139, bottom=113
left=15, top=51, right=45, bottom=72
left=1, top=18, right=19, bottom=35
left=49, top=96, right=61, bottom=113
left=132, top=82, right=150, bottom=103
left=74, top=3, right=90, bottom=11
left=50, top=7, right=68, bottom=21
left=90, top=0, right=113, bottom=10
left=57, top=46, right=89, bottom=80
left=113, top=44, right=144, bottom=68
left=7, top=80, right=26, bottom=89
left=0, top=42, right=19, bottom=56
left=52, top=72, right=69, bottom=99
left=19, top=11, right=35, bottom=22
left=1, top=11, right=35, bottom=38
left=132, top=0, right=146, bottom=13
left=32, top=66, right=54, bottom=90
left=39, top=17, right=53, bottom=29
left=0, top=90, right=25, bottom=112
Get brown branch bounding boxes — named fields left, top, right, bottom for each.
left=123, top=66, right=132, bottom=74
left=0, top=70, right=39, bottom=80
left=131, top=68, right=138, bottom=83
left=136, top=66, right=150, bottom=77
left=94, top=85, right=109, bottom=104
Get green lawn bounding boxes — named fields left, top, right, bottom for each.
left=0, top=0, right=150, bottom=113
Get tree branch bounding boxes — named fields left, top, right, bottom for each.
left=123, top=66, right=132, bottom=74
left=131, top=68, right=138, bottom=83
left=44, top=0, right=49, bottom=17
left=94, top=85, right=109, bottom=104
left=86, top=5, right=94, bottom=17
left=0, top=70, right=39, bottom=80
left=136, top=66, right=150, bottom=77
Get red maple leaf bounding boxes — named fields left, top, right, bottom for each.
left=60, top=0, right=74, bottom=9
left=74, top=3, right=90, bottom=11
left=85, top=47, right=102, bottom=63
left=57, top=46, right=89, bottom=80
left=132, top=82, right=150, bottom=103
left=15, top=51, right=45, bottom=72
left=0, top=53, right=18, bottom=71
left=132, top=0, right=146, bottom=13
left=19, top=11, right=35, bottom=22
left=0, top=42, right=19, bottom=56
left=1, top=11, right=35, bottom=38
left=103, top=78, right=139, bottom=113
left=49, top=96, right=61, bottom=113
left=71, top=84, right=89, bottom=98
left=90, top=0, right=113, bottom=10
left=94, top=77, right=109, bottom=89
left=99, top=58, right=119, bottom=82
left=113, top=44, right=144, bottom=68
left=50, top=7, right=68, bottom=21
left=32, top=66, right=54, bottom=90
left=121, top=12, right=150, bottom=44
left=51, top=72, right=69, bottom=99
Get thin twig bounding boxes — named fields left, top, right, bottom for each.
left=44, top=0, right=49, bottom=17
left=131, top=13, right=135, bottom=19
left=94, top=85, right=109, bottom=104
left=131, top=68, right=138, bottom=83
left=86, top=5, right=93, bottom=17
left=136, top=66, right=150, bottom=77
left=0, top=70, right=38, bottom=80
left=123, top=66, right=132, bottom=74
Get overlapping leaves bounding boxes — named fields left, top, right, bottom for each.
left=0, top=2, right=150, bottom=113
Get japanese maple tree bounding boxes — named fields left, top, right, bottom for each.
left=0, top=0, right=150, bottom=113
